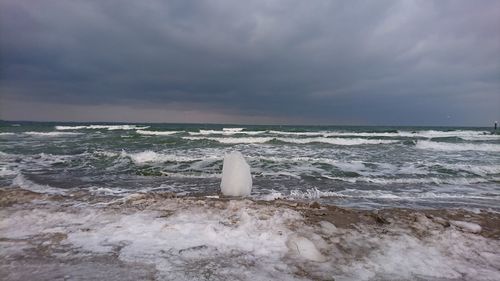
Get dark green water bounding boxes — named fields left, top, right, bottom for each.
left=1, top=121, right=499, bottom=209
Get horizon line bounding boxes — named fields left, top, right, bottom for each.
left=0, top=118, right=495, bottom=129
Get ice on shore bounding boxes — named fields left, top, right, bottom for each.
left=2, top=190, right=500, bottom=281
left=286, top=235, right=326, bottom=262
left=450, top=220, right=482, bottom=233
left=220, top=151, right=252, bottom=196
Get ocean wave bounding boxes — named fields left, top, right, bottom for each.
left=136, top=130, right=179, bottom=136
left=0, top=132, right=16, bottom=136
left=268, top=130, right=324, bottom=136
left=266, top=129, right=499, bottom=140
left=121, top=150, right=220, bottom=164
left=437, top=163, right=500, bottom=176
left=184, top=136, right=274, bottom=144
left=321, top=175, right=493, bottom=185
left=24, top=131, right=83, bottom=137
left=55, top=125, right=149, bottom=130
left=189, top=130, right=265, bottom=136
left=409, top=130, right=497, bottom=140
left=283, top=187, right=499, bottom=201
left=416, top=140, right=500, bottom=152
left=183, top=128, right=500, bottom=141
left=11, top=174, right=67, bottom=195
left=0, top=166, right=18, bottom=176
left=156, top=172, right=222, bottom=178
left=183, top=136, right=398, bottom=145
left=222, top=128, right=243, bottom=132
left=276, top=137, right=398, bottom=145
left=256, top=157, right=500, bottom=179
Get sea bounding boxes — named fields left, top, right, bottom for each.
left=1, top=121, right=499, bottom=211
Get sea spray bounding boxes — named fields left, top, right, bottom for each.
left=220, top=151, right=252, bottom=196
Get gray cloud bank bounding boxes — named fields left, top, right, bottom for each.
left=1, top=0, right=499, bottom=125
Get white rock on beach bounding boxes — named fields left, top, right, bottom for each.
left=220, top=151, right=252, bottom=196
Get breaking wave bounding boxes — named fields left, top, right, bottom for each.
left=11, top=174, right=66, bottom=195
left=183, top=136, right=398, bottom=145
left=275, top=137, right=398, bottom=145
left=55, top=125, right=149, bottom=130
left=416, top=140, right=500, bottom=152
left=136, top=130, right=179, bottom=136
left=281, top=187, right=500, bottom=201
left=184, top=136, right=274, bottom=144
left=121, top=150, right=219, bottom=164
left=24, top=131, right=83, bottom=137
left=321, top=175, right=494, bottom=185
left=192, top=129, right=499, bottom=141
left=189, top=130, right=265, bottom=136
left=222, top=127, right=243, bottom=132
left=268, top=130, right=324, bottom=136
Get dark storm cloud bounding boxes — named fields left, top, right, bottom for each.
left=0, top=0, right=499, bottom=125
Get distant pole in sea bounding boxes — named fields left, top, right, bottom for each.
left=495, top=121, right=498, bottom=131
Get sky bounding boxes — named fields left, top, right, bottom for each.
left=0, top=0, right=499, bottom=126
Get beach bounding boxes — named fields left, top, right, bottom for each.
left=2, top=0, right=499, bottom=279
left=1, top=187, right=500, bottom=281
left=1, top=122, right=500, bottom=280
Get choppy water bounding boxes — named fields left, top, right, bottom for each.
left=1, top=121, right=499, bottom=209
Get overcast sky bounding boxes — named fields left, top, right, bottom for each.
left=1, top=0, right=499, bottom=125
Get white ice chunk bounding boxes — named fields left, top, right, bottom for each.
left=286, top=235, right=326, bottom=262
left=220, top=151, right=252, bottom=196
left=319, top=221, right=337, bottom=233
left=450, top=220, right=482, bottom=233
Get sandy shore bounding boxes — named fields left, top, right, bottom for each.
left=1, top=187, right=500, bottom=280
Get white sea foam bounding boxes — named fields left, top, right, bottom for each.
left=435, top=163, right=500, bottom=176
left=283, top=187, right=499, bottom=201
left=124, top=150, right=178, bottom=164
left=321, top=175, right=492, bottom=185
left=88, top=186, right=132, bottom=196
left=261, top=171, right=302, bottom=179
left=222, top=127, right=244, bottom=132
left=0, top=166, right=17, bottom=176
left=343, top=129, right=498, bottom=140
left=257, top=156, right=500, bottom=178
left=123, top=150, right=219, bottom=164
left=416, top=140, right=500, bottom=152
left=24, top=131, right=83, bottom=137
left=0, top=132, right=15, bottom=136
left=276, top=137, right=398, bottom=145
left=183, top=136, right=397, bottom=145
left=136, top=130, right=179, bottom=136
left=411, top=130, right=497, bottom=139
left=189, top=130, right=265, bottom=135
left=184, top=136, right=274, bottom=144
left=266, top=129, right=499, bottom=140
left=268, top=130, right=324, bottom=136
left=55, top=125, right=149, bottom=130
